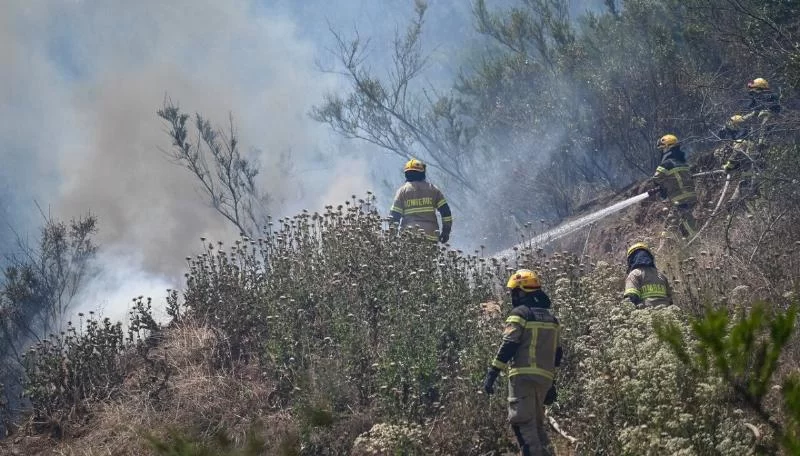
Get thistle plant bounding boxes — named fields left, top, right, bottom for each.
left=9, top=194, right=793, bottom=455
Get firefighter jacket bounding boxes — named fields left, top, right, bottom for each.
left=491, top=291, right=562, bottom=382
left=724, top=140, right=760, bottom=175
left=624, top=250, right=672, bottom=307
left=390, top=181, right=452, bottom=241
left=652, top=147, right=697, bottom=207
left=746, top=89, right=781, bottom=117
left=718, top=123, right=750, bottom=142
left=716, top=126, right=759, bottom=174
left=624, top=267, right=672, bottom=307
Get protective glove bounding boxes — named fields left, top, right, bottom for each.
left=544, top=383, right=557, bottom=405
left=483, top=367, right=500, bottom=395
left=639, top=181, right=659, bottom=199
left=646, top=187, right=660, bottom=199
left=439, top=227, right=451, bottom=244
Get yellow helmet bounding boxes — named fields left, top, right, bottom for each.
left=626, top=242, right=652, bottom=258
left=506, top=269, right=541, bottom=292
left=747, top=78, right=769, bottom=90
left=656, top=134, right=679, bottom=151
left=730, top=114, right=745, bottom=125
left=404, top=159, right=426, bottom=173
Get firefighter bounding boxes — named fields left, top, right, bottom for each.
left=649, top=134, right=698, bottom=239
left=744, top=77, right=781, bottom=118
left=743, top=77, right=781, bottom=148
left=483, top=269, right=562, bottom=456
left=623, top=242, right=672, bottom=307
left=390, top=159, right=453, bottom=243
left=717, top=115, right=761, bottom=210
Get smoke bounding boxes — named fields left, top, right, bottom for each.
left=0, top=0, right=386, bottom=320
left=1, top=0, right=609, bottom=323
left=71, top=248, right=176, bottom=325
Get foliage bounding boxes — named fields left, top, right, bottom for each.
left=551, top=261, right=754, bottom=455
left=351, top=422, right=427, bottom=456
left=310, top=0, right=478, bottom=195
left=17, top=298, right=160, bottom=435
left=178, top=195, right=503, bottom=439
left=149, top=198, right=765, bottom=454
left=2, top=196, right=796, bottom=455
left=144, top=426, right=267, bottom=456
left=21, top=315, right=124, bottom=435
left=655, top=301, right=800, bottom=453
left=314, top=0, right=799, bottom=249
left=0, top=214, right=98, bottom=433
left=1, top=215, right=98, bottom=358
left=157, top=100, right=272, bottom=237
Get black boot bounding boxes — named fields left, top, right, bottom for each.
left=512, top=425, right=532, bottom=456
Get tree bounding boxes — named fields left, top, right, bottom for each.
left=158, top=100, right=271, bottom=237
left=311, top=0, right=488, bottom=195
left=313, top=0, right=799, bottom=247
left=0, top=212, right=98, bottom=433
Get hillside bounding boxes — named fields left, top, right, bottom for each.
left=2, top=0, right=800, bottom=453
left=2, top=139, right=799, bottom=455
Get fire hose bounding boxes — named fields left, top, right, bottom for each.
left=687, top=173, right=731, bottom=245
left=692, top=169, right=726, bottom=177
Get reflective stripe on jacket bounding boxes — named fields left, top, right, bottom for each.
left=492, top=306, right=561, bottom=381
left=653, top=149, right=696, bottom=206
left=390, top=181, right=449, bottom=240
left=624, top=266, right=672, bottom=307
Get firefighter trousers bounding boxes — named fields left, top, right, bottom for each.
left=674, top=203, right=697, bottom=239
left=508, top=376, right=554, bottom=456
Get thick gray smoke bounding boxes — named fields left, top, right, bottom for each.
left=1, top=0, right=385, bottom=321
left=1, top=0, right=607, bottom=322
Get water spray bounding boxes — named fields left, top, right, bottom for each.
left=496, top=192, right=651, bottom=258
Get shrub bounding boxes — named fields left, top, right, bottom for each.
left=6, top=194, right=792, bottom=455
left=350, top=422, right=426, bottom=456
left=552, top=261, right=755, bottom=455
left=657, top=301, right=800, bottom=454
left=167, top=196, right=764, bottom=454
left=19, top=298, right=160, bottom=436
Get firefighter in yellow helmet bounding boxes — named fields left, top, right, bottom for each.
left=623, top=243, right=672, bottom=307
left=745, top=78, right=780, bottom=116
left=648, top=134, right=698, bottom=238
left=743, top=77, right=781, bottom=148
left=390, top=159, right=453, bottom=243
left=483, top=269, right=562, bottom=456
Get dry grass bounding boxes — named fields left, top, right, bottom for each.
left=19, top=324, right=286, bottom=456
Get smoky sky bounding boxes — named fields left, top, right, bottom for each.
left=3, top=1, right=355, bottom=277
left=1, top=0, right=608, bottom=320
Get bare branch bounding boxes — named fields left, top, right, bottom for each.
left=157, top=99, right=271, bottom=236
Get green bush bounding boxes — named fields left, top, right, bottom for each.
left=20, top=298, right=160, bottom=434
left=657, top=301, right=800, bottom=454
left=9, top=195, right=793, bottom=455
left=167, top=197, right=767, bottom=454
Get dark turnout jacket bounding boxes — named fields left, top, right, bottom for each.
left=624, top=250, right=672, bottom=307
left=491, top=291, right=563, bottom=382
left=652, top=147, right=697, bottom=207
